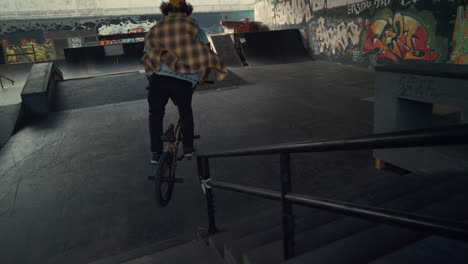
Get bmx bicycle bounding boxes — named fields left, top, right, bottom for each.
left=147, top=120, right=201, bottom=206
left=147, top=81, right=212, bottom=207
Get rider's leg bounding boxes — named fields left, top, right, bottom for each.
left=148, top=74, right=170, bottom=157
left=169, top=78, right=195, bottom=154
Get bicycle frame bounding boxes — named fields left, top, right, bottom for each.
left=164, top=120, right=183, bottom=176
left=160, top=84, right=205, bottom=177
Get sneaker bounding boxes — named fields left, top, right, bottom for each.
left=183, top=147, right=197, bottom=157
left=150, top=152, right=161, bottom=165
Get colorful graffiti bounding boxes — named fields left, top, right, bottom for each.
left=255, top=0, right=466, bottom=67
left=1, top=39, right=55, bottom=63
left=450, top=5, right=468, bottom=64
left=308, top=17, right=363, bottom=56
left=98, top=27, right=146, bottom=45
left=363, top=12, right=439, bottom=63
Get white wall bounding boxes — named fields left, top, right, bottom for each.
left=255, top=0, right=373, bottom=26
left=317, top=0, right=368, bottom=10
left=0, top=0, right=255, bottom=20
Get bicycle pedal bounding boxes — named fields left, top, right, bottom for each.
left=148, top=176, right=155, bottom=181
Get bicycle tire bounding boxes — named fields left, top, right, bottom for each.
left=155, top=152, right=175, bottom=206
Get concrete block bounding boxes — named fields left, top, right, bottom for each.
left=373, top=64, right=468, bottom=173
left=21, top=62, right=63, bottom=116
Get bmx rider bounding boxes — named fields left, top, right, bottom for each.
left=141, top=0, right=227, bottom=164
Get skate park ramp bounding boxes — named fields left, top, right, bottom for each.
left=0, top=60, right=397, bottom=264
left=59, top=42, right=145, bottom=79
left=240, top=29, right=311, bottom=66
left=210, top=34, right=244, bottom=67
left=0, top=63, right=33, bottom=148
left=53, top=70, right=247, bottom=111
left=53, top=72, right=147, bottom=111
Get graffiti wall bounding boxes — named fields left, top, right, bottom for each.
left=0, top=11, right=253, bottom=63
left=450, top=5, right=468, bottom=64
left=255, top=0, right=467, bottom=66
left=362, top=10, right=440, bottom=64
left=0, top=11, right=254, bottom=36
left=0, top=0, right=254, bottom=20
left=305, top=17, right=363, bottom=62
left=1, top=31, right=55, bottom=63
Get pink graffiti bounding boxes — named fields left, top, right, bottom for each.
left=363, top=13, right=439, bottom=63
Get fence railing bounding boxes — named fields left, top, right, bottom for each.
left=196, top=124, right=468, bottom=260
left=0, top=74, right=15, bottom=90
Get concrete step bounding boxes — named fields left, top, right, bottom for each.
left=209, top=204, right=333, bottom=257
left=209, top=208, right=283, bottom=256
left=224, top=211, right=339, bottom=264
left=207, top=172, right=392, bottom=256
left=244, top=218, right=372, bottom=264
left=89, top=233, right=194, bottom=264
left=242, top=175, right=468, bottom=264
left=283, top=191, right=468, bottom=264
left=356, top=172, right=451, bottom=207
left=122, top=241, right=226, bottom=264
left=370, top=236, right=468, bottom=264
left=223, top=172, right=456, bottom=264
left=208, top=169, right=416, bottom=257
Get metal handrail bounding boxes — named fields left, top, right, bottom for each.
left=196, top=124, right=468, bottom=260
left=200, top=124, right=468, bottom=158
left=0, top=74, right=15, bottom=89
left=207, top=180, right=468, bottom=241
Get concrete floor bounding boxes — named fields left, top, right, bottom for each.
left=0, top=61, right=391, bottom=264
left=0, top=63, right=33, bottom=105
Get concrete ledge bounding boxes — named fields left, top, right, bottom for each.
left=375, top=64, right=468, bottom=80
left=21, top=62, right=63, bottom=117
left=373, top=65, right=468, bottom=173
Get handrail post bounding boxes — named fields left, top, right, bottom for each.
left=198, top=156, right=218, bottom=234
left=280, top=152, right=294, bottom=259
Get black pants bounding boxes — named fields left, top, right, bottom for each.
left=148, top=74, right=194, bottom=153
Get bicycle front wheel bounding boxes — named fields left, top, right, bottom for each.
left=155, top=152, right=175, bottom=206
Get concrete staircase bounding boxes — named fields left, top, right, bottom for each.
left=90, top=172, right=468, bottom=264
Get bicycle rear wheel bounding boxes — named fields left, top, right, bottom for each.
left=155, top=152, right=175, bottom=206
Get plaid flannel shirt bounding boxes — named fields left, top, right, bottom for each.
left=141, top=14, right=228, bottom=81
